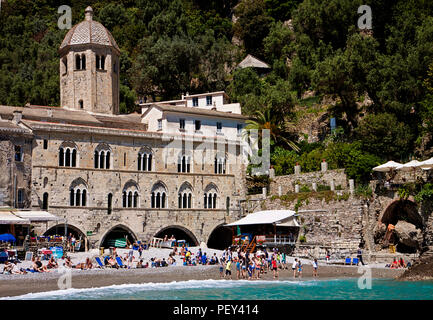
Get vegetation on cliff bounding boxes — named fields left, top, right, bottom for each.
left=1, top=0, right=433, bottom=183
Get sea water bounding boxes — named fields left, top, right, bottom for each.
left=4, top=278, right=433, bottom=300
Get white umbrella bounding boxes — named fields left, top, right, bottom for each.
left=372, top=161, right=402, bottom=172
left=418, top=157, right=433, bottom=170
left=396, top=160, right=422, bottom=171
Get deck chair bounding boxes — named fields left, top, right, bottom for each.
left=115, top=256, right=126, bottom=268
left=345, top=257, right=351, bottom=265
left=95, top=257, right=105, bottom=268
left=352, top=258, right=359, bottom=265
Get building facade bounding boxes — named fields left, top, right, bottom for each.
left=0, top=7, right=247, bottom=250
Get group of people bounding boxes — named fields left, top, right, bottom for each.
left=217, top=247, right=292, bottom=280
left=386, top=257, right=411, bottom=269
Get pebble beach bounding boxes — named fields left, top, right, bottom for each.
left=0, top=246, right=406, bottom=298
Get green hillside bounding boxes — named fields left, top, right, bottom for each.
left=1, top=0, right=433, bottom=183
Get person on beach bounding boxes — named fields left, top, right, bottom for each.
left=247, top=261, right=253, bottom=280
left=201, top=252, right=208, bottom=265
left=272, top=257, right=278, bottom=279
left=292, top=258, right=298, bottom=278
left=225, top=258, right=232, bottom=279
left=47, top=256, right=58, bottom=269
left=312, top=259, right=318, bottom=277
left=398, top=257, right=406, bottom=268
left=390, top=257, right=399, bottom=269
left=85, top=257, right=93, bottom=269
left=357, top=247, right=365, bottom=265
left=297, top=260, right=303, bottom=278
left=127, top=245, right=134, bottom=269
left=236, top=258, right=241, bottom=279
left=11, top=261, right=26, bottom=274
left=219, top=260, right=224, bottom=278
left=2, top=261, right=13, bottom=274
left=71, top=236, right=76, bottom=253
left=326, top=250, right=330, bottom=263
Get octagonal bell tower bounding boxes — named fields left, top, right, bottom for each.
left=59, top=6, right=120, bottom=114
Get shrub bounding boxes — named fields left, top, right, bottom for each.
left=300, top=185, right=311, bottom=192
left=299, top=235, right=306, bottom=243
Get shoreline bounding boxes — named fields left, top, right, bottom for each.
left=0, top=264, right=405, bottom=299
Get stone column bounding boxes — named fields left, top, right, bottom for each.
left=269, top=168, right=275, bottom=179
left=294, top=164, right=301, bottom=175
left=312, top=182, right=317, bottom=192
left=321, top=159, right=328, bottom=172
left=349, top=179, right=355, bottom=194
left=278, top=185, right=282, bottom=197
left=262, top=187, right=267, bottom=199
left=330, top=180, right=335, bottom=191
left=295, top=184, right=300, bottom=193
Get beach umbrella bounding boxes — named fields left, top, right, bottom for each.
left=418, top=157, right=433, bottom=170
left=396, top=160, right=422, bottom=171
left=372, top=161, right=402, bottom=172
left=0, top=233, right=16, bottom=242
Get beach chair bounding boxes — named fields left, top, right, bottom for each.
left=95, top=257, right=105, bottom=268
left=345, top=257, right=351, bottom=265
left=352, top=258, right=359, bottom=265
left=115, top=256, right=126, bottom=268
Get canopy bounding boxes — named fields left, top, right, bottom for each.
left=373, top=161, right=402, bottom=172
left=225, top=210, right=298, bottom=227
left=14, top=210, right=63, bottom=222
left=0, top=233, right=16, bottom=242
left=419, top=157, right=433, bottom=170
left=0, top=211, right=30, bottom=224
left=396, top=160, right=422, bottom=171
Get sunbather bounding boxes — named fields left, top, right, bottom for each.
left=47, top=257, right=58, bottom=269
left=2, top=261, right=13, bottom=274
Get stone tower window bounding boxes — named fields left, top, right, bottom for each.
left=42, top=192, right=49, bottom=210
left=107, top=193, right=113, bottom=215
left=75, top=54, right=81, bottom=70
left=81, top=54, right=86, bottom=70
left=96, top=55, right=106, bottom=70
left=62, top=57, right=68, bottom=75
left=79, top=100, right=84, bottom=109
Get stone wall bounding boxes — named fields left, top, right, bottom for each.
left=269, top=169, right=348, bottom=195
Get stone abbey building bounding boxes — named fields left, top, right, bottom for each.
left=0, top=7, right=248, bottom=250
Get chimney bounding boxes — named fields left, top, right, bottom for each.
left=13, top=110, right=23, bottom=124
left=85, top=6, right=93, bottom=21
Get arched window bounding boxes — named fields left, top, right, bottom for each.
left=81, top=54, right=86, bottom=70
left=138, top=147, right=153, bottom=172
left=122, top=180, right=140, bottom=208
left=151, top=182, right=167, bottom=209
left=69, top=178, right=88, bottom=207
left=204, top=184, right=218, bottom=209
left=75, top=54, right=81, bottom=70
left=215, top=156, right=226, bottom=174
left=59, top=148, right=64, bottom=166
left=59, top=143, right=78, bottom=168
left=178, top=154, right=191, bottom=173
left=94, top=144, right=111, bottom=169
left=107, top=193, right=113, bottom=215
left=42, top=192, right=49, bottom=210
left=178, top=182, right=193, bottom=209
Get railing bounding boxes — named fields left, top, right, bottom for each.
left=263, top=235, right=296, bottom=246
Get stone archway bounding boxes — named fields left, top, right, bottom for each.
left=377, top=200, right=424, bottom=253
left=154, top=225, right=199, bottom=247
left=100, top=224, right=138, bottom=248
left=44, top=223, right=87, bottom=251
left=207, top=224, right=233, bottom=250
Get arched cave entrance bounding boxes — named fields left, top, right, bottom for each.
left=379, top=200, right=424, bottom=253
left=44, top=224, right=87, bottom=252
left=207, top=225, right=233, bottom=250
left=154, top=226, right=199, bottom=247
left=100, top=225, right=137, bottom=248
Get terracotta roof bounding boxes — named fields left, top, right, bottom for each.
left=59, top=7, right=120, bottom=53
left=145, top=104, right=249, bottom=120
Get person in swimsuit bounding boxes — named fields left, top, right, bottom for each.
left=272, top=257, right=278, bottom=279
left=297, top=260, right=303, bottom=278
left=225, top=259, right=232, bottom=279
left=292, top=258, right=298, bottom=278
left=312, top=259, right=318, bottom=277
left=236, top=258, right=241, bottom=279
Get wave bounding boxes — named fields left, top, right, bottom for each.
left=2, top=278, right=331, bottom=300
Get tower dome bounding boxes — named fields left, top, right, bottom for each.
left=59, top=6, right=119, bottom=54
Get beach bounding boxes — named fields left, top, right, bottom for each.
left=0, top=247, right=406, bottom=298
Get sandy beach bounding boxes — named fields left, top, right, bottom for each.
left=0, top=246, right=406, bottom=298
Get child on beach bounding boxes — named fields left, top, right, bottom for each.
left=272, top=257, right=278, bottom=279
left=225, top=259, right=232, bottom=279
left=247, top=262, right=253, bottom=280
left=219, top=260, right=224, bottom=278
left=297, top=260, right=303, bottom=278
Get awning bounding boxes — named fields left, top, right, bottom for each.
left=13, top=210, right=63, bottom=222
left=0, top=211, right=30, bottom=224
left=225, top=210, right=299, bottom=227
